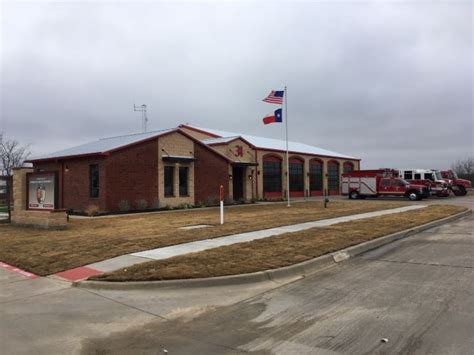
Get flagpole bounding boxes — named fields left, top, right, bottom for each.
left=285, top=86, right=290, bottom=207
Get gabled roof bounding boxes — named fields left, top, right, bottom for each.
left=29, top=128, right=176, bottom=161
left=202, top=135, right=255, bottom=148
left=202, top=136, right=241, bottom=145
left=181, top=124, right=359, bottom=160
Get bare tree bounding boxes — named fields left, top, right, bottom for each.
left=0, top=135, right=31, bottom=221
left=451, top=157, right=474, bottom=184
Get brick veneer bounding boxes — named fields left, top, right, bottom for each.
left=105, top=139, right=158, bottom=211
left=194, top=142, right=230, bottom=204
left=34, top=157, right=107, bottom=211
left=11, top=167, right=67, bottom=229
left=158, top=132, right=195, bottom=207
left=33, top=139, right=159, bottom=212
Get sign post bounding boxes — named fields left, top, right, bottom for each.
left=219, top=184, right=224, bottom=225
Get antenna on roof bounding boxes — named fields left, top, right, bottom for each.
left=133, top=104, right=148, bottom=133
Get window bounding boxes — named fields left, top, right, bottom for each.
left=89, top=164, right=99, bottom=198
left=425, top=173, right=433, bottom=181
left=310, top=162, right=323, bottom=191
left=343, top=163, right=354, bottom=173
left=381, top=179, right=390, bottom=187
left=328, top=162, right=339, bottom=191
left=289, top=161, right=304, bottom=191
left=394, top=179, right=406, bottom=187
left=414, top=173, right=421, bottom=179
left=164, top=166, right=174, bottom=197
left=179, top=167, right=189, bottom=196
left=263, top=159, right=282, bottom=193
left=404, top=171, right=413, bottom=180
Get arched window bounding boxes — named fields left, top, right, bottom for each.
left=328, top=161, right=340, bottom=195
left=263, top=155, right=282, bottom=198
left=289, top=157, right=304, bottom=197
left=309, top=159, right=323, bottom=195
left=343, top=162, right=354, bottom=173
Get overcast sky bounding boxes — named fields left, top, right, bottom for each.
left=1, top=0, right=472, bottom=168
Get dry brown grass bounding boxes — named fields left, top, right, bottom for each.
left=0, top=200, right=409, bottom=276
left=91, top=205, right=467, bottom=282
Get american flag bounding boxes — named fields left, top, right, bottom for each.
left=262, top=90, right=284, bottom=104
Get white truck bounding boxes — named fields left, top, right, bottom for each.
left=398, top=169, right=449, bottom=197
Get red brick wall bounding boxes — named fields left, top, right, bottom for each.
left=34, top=157, right=107, bottom=211
left=33, top=139, right=158, bottom=212
left=104, top=139, right=158, bottom=211
left=194, top=143, right=230, bottom=204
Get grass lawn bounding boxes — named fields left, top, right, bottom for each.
left=91, top=205, right=467, bottom=282
left=0, top=200, right=409, bottom=276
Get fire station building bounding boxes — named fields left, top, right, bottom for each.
left=28, top=124, right=360, bottom=212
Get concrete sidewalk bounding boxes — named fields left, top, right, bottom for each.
left=84, top=205, right=426, bottom=275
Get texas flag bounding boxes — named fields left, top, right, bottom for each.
left=263, top=108, right=283, bottom=125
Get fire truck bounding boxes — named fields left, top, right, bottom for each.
left=398, top=169, right=449, bottom=197
left=342, top=169, right=429, bottom=201
left=440, top=170, right=472, bottom=196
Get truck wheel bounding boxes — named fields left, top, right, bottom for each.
left=349, top=190, right=360, bottom=200
left=407, top=191, right=420, bottom=201
left=453, top=185, right=467, bottom=196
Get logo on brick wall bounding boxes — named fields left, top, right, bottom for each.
left=235, top=145, right=243, bottom=157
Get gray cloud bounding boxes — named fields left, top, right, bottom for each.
left=1, top=1, right=472, bottom=169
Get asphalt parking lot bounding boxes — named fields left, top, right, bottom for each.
left=0, top=195, right=472, bottom=354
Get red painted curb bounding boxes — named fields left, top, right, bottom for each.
left=55, top=266, right=103, bottom=281
left=0, top=262, right=38, bottom=279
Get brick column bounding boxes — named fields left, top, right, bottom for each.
left=322, top=160, right=328, bottom=196
left=12, top=167, right=33, bottom=211
left=173, top=163, right=179, bottom=197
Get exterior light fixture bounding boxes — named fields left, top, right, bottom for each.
left=229, top=175, right=233, bottom=180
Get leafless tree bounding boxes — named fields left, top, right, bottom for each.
left=0, top=135, right=31, bottom=221
left=451, top=157, right=474, bottom=184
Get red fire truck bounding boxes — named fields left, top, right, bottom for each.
left=440, top=170, right=472, bottom=196
left=342, top=169, right=429, bottom=201
left=398, top=169, right=449, bottom=197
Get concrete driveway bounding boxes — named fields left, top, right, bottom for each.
left=79, top=213, right=474, bottom=354
left=0, top=195, right=472, bottom=354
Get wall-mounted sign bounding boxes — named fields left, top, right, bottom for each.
left=235, top=145, right=244, bottom=157
left=28, top=173, right=57, bottom=210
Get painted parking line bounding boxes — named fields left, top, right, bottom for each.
left=55, top=266, right=103, bottom=281
left=0, top=261, right=38, bottom=279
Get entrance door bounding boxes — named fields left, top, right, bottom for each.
left=232, top=167, right=244, bottom=201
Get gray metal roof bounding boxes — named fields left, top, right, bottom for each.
left=30, top=128, right=175, bottom=161
left=196, top=126, right=358, bottom=160
left=201, top=136, right=241, bottom=145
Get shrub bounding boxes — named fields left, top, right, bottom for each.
left=135, top=199, right=148, bottom=210
left=162, top=204, right=172, bottom=210
left=204, top=195, right=219, bottom=207
left=118, top=200, right=130, bottom=212
left=152, top=199, right=160, bottom=209
left=196, top=201, right=205, bottom=208
left=85, top=204, right=100, bottom=217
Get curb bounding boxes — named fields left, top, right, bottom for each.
left=74, top=209, right=471, bottom=291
